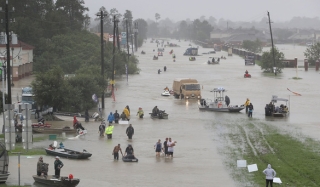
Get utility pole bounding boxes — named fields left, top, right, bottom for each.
left=4, top=0, right=12, bottom=104
left=96, top=10, right=108, bottom=109
left=126, top=19, right=130, bottom=61
left=115, top=18, right=120, bottom=51
left=129, top=21, right=134, bottom=55
left=267, top=11, right=276, bottom=76
left=111, top=15, right=116, bottom=101
left=134, top=22, right=138, bottom=52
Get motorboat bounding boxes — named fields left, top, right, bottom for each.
left=161, top=90, right=171, bottom=96
left=149, top=110, right=169, bottom=119
left=0, top=142, right=10, bottom=183
left=158, top=52, right=163, bottom=56
left=207, top=57, right=219, bottom=64
left=244, top=73, right=251, bottom=78
left=33, top=126, right=77, bottom=134
left=198, top=87, right=245, bottom=112
left=265, top=95, right=289, bottom=117
left=45, top=147, right=92, bottom=159
left=33, top=175, right=80, bottom=187
left=153, top=56, right=158, bottom=60
left=141, top=51, right=146, bottom=54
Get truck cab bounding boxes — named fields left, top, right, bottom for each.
left=172, top=78, right=201, bottom=99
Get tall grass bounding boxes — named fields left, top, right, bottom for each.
left=216, top=121, right=320, bottom=186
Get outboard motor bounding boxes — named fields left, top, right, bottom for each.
left=200, top=99, right=206, bottom=106
left=38, top=117, right=45, bottom=125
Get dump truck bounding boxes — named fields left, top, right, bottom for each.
left=172, top=78, right=201, bottom=99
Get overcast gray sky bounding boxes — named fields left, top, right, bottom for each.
left=84, top=0, right=319, bottom=22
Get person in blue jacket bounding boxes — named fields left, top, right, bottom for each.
left=107, top=112, right=115, bottom=124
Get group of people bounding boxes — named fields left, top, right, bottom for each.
left=265, top=102, right=289, bottom=116
left=112, top=144, right=136, bottom=160
left=36, top=156, right=63, bottom=179
left=154, top=138, right=176, bottom=158
left=244, top=98, right=254, bottom=117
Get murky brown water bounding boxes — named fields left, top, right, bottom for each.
left=3, top=40, right=320, bottom=186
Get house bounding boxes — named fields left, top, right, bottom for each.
left=0, top=34, right=34, bottom=81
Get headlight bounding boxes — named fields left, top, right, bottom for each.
left=186, top=96, right=189, bottom=99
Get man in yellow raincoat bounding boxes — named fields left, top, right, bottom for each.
left=105, top=124, right=114, bottom=139
left=244, top=98, right=250, bottom=113
left=123, top=107, right=130, bottom=121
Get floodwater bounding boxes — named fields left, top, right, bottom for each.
left=2, top=40, right=320, bottom=187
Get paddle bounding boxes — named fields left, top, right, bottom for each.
left=287, top=88, right=301, bottom=96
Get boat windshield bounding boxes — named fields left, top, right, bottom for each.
left=185, top=84, right=200, bottom=90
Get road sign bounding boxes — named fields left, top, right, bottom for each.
left=121, top=32, right=127, bottom=45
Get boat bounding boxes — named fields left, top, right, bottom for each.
left=198, top=88, right=245, bottom=112
left=153, top=56, right=158, bottom=60
left=244, top=73, right=251, bottom=78
left=161, top=90, right=171, bottom=96
left=45, top=147, right=92, bottom=159
left=33, top=175, right=80, bottom=187
left=207, top=57, right=219, bottom=64
left=33, top=126, right=77, bottom=134
left=122, top=156, right=138, bottom=162
left=149, top=110, right=169, bottom=119
left=265, top=95, right=289, bottom=117
left=0, top=142, right=10, bottom=183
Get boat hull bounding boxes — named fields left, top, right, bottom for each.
left=199, top=105, right=244, bottom=112
left=33, top=128, right=77, bottom=134
left=0, top=172, right=10, bottom=183
left=33, top=175, right=80, bottom=187
left=149, top=113, right=169, bottom=119
left=45, top=148, right=92, bottom=159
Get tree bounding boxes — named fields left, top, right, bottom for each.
left=55, top=0, right=89, bottom=30
left=134, top=18, right=148, bottom=39
left=242, top=39, right=263, bottom=53
left=155, top=13, right=161, bottom=22
left=304, top=42, right=320, bottom=66
left=31, top=66, right=68, bottom=111
left=260, top=47, right=285, bottom=73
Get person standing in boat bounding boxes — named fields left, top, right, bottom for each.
left=113, top=110, right=120, bottom=123
left=54, top=156, right=63, bottom=178
left=37, top=156, right=44, bottom=176
left=225, top=95, right=230, bottom=107
left=248, top=103, right=254, bottom=117
left=244, top=98, right=250, bottom=113
left=126, top=124, right=134, bottom=140
left=112, top=144, right=123, bottom=160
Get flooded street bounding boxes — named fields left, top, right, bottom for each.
left=3, top=39, right=320, bottom=186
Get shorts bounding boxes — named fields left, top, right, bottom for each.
left=155, top=148, right=161, bottom=152
left=168, top=152, right=173, bottom=156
